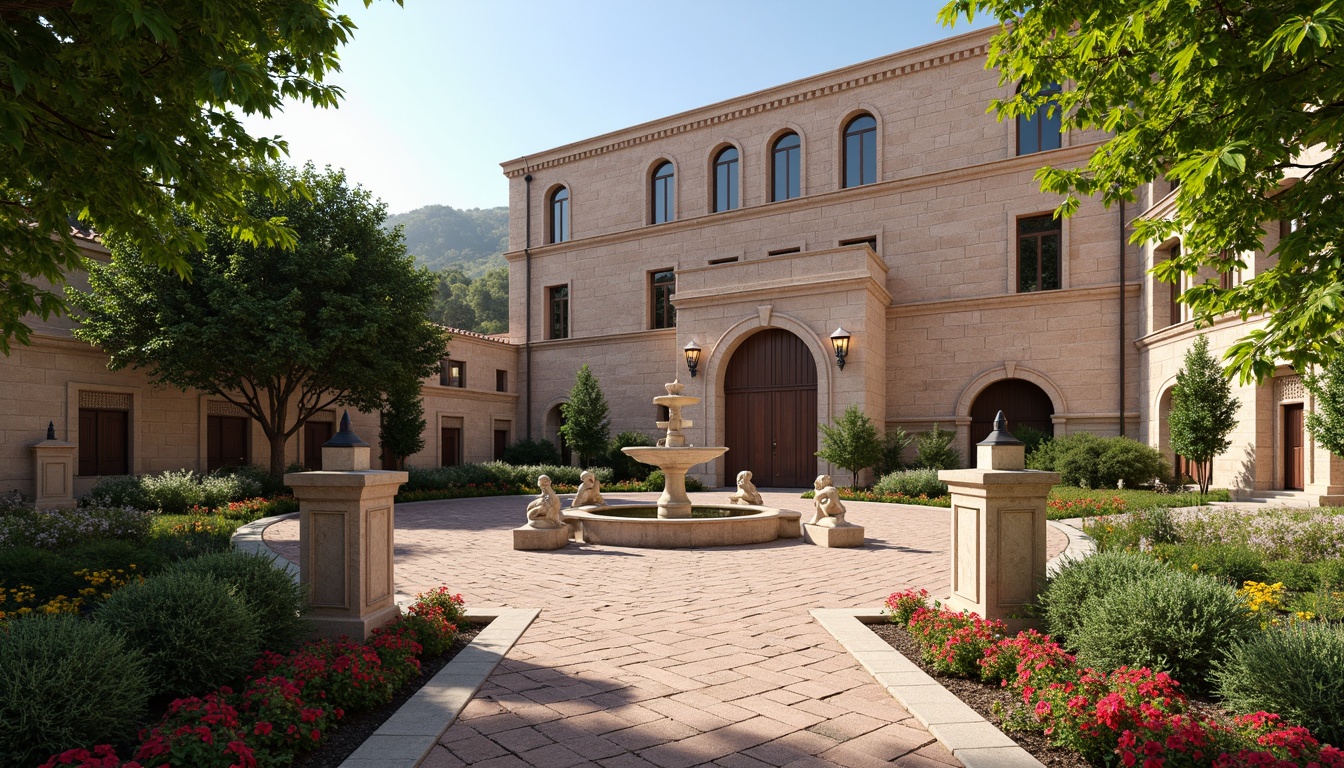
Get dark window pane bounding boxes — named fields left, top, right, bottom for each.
left=1041, top=108, right=1062, bottom=151
left=775, top=133, right=800, bottom=150
left=1018, top=114, right=1039, bottom=155
left=1017, top=83, right=1062, bottom=156
left=772, top=133, right=800, bottom=201
left=844, top=116, right=878, bottom=188
left=714, top=148, right=739, bottom=212
left=726, top=161, right=738, bottom=210
left=1041, top=234, right=1060, bottom=290
left=861, top=130, right=876, bottom=184
left=845, top=134, right=862, bottom=188
left=1018, top=237, right=1039, bottom=292
left=550, top=187, right=569, bottom=243
left=1018, top=215, right=1060, bottom=236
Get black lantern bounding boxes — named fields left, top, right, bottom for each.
left=829, top=327, right=851, bottom=370
left=683, top=340, right=702, bottom=378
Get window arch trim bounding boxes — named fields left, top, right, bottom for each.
left=648, top=158, right=677, bottom=225
left=709, top=142, right=743, bottom=213
left=545, top=183, right=572, bottom=244
left=838, top=107, right=881, bottom=189
left=767, top=126, right=805, bottom=203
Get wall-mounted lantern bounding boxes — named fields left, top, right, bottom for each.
left=829, top=327, right=851, bottom=370
left=683, top=340, right=702, bottom=378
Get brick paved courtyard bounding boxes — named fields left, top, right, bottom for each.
left=263, top=490, right=1069, bottom=768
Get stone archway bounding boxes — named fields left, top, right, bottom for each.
left=969, top=379, right=1054, bottom=466
left=544, top=403, right=571, bottom=466
left=722, top=329, right=817, bottom=487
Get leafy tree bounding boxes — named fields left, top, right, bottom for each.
left=559, top=365, right=611, bottom=467
left=1305, top=354, right=1344, bottom=458
left=71, top=163, right=447, bottom=481
left=1169, top=335, right=1240, bottom=496
left=816, top=406, right=884, bottom=490
left=468, top=266, right=510, bottom=334
left=916, top=424, right=962, bottom=470
left=874, top=426, right=914, bottom=477
left=379, top=378, right=426, bottom=471
left=500, top=437, right=562, bottom=466
left=0, top=0, right=399, bottom=354
left=939, top=1, right=1344, bottom=382
left=429, top=269, right=476, bottom=330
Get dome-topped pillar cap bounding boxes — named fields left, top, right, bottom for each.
left=978, top=411, right=1024, bottom=447
left=324, top=411, right=370, bottom=448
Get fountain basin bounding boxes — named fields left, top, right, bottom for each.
left=563, top=504, right=801, bottom=549
left=621, top=445, right=729, bottom=518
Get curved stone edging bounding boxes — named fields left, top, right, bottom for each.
left=231, top=511, right=301, bottom=581
left=812, top=609, right=1045, bottom=768
left=1045, top=518, right=1096, bottom=575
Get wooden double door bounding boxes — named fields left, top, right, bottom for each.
left=724, top=329, right=817, bottom=488
left=1284, top=403, right=1304, bottom=491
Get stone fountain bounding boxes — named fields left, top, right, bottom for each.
left=557, top=380, right=802, bottom=548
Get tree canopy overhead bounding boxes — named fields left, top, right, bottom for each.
left=71, top=163, right=447, bottom=480
left=0, top=0, right=398, bottom=353
left=939, top=1, right=1344, bottom=381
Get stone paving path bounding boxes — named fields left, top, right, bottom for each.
left=264, top=490, right=1069, bottom=768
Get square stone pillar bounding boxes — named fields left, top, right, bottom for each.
left=285, top=413, right=407, bottom=641
left=938, top=411, right=1059, bottom=631
left=31, top=422, right=76, bottom=509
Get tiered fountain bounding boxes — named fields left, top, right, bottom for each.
left=561, top=380, right=801, bottom=548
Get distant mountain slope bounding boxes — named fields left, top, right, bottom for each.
left=386, top=204, right=509, bottom=276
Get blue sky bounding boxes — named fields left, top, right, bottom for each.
left=244, top=1, right=993, bottom=214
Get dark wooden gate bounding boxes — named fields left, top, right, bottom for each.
left=442, top=427, right=462, bottom=467
left=724, top=329, right=817, bottom=487
left=207, top=415, right=249, bottom=471
left=304, top=420, right=334, bottom=470
left=969, top=379, right=1055, bottom=466
left=1284, top=403, right=1304, bottom=490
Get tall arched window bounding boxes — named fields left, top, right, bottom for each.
left=713, top=147, right=739, bottom=212
left=771, top=133, right=801, bottom=202
left=549, top=186, right=570, bottom=243
left=1017, top=83, right=1062, bottom=156
left=651, top=162, right=675, bottom=224
left=843, top=114, right=877, bottom=188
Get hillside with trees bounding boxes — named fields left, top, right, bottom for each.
left=386, top=204, right=511, bottom=336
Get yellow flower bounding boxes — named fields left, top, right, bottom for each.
left=1191, top=564, right=1199, bottom=571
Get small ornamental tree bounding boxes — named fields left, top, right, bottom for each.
left=816, top=405, right=884, bottom=490
left=379, top=378, right=427, bottom=470
left=559, top=364, right=611, bottom=467
left=1169, top=335, right=1240, bottom=496
left=1305, top=353, right=1344, bottom=458
left=916, top=424, right=962, bottom=470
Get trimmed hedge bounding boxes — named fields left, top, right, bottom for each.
left=1039, top=550, right=1168, bottom=646
left=168, top=551, right=308, bottom=651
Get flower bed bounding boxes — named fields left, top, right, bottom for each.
left=795, top=486, right=1231, bottom=514
left=396, top=470, right=703, bottom=504
left=799, top=487, right=952, bottom=508
left=37, top=588, right=470, bottom=768
left=881, top=588, right=1342, bottom=768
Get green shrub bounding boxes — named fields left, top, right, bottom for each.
left=62, top=538, right=166, bottom=577
left=94, top=570, right=260, bottom=698
left=873, top=469, right=948, bottom=498
left=1012, top=426, right=1052, bottom=457
left=168, top=551, right=307, bottom=651
left=1264, top=559, right=1327, bottom=593
left=0, top=546, right=82, bottom=600
left=147, top=515, right=239, bottom=561
left=404, top=462, right=612, bottom=492
left=1073, top=569, right=1258, bottom=690
left=1039, top=550, right=1168, bottom=646
left=500, top=437, right=562, bottom=466
left=141, top=469, right=206, bottom=514
left=1151, top=543, right=1267, bottom=586
left=915, top=424, right=961, bottom=470
left=1214, top=622, right=1344, bottom=743
left=199, top=473, right=263, bottom=509
left=84, top=474, right=153, bottom=510
left=874, top=427, right=913, bottom=477
left=607, top=431, right=656, bottom=481
left=1026, top=436, right=1064, bottom=471
left=0, top=614, right=150, bottom=768
left=1053, top=433, right=1168, bottom=489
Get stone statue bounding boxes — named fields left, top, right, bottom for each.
left=727, top=470, right=763, bottom=506
left=525, top=475, right=564, bottom=529
left=808, top=474, right=847, bottom=527
left=571, top=470, right=606, bottom=508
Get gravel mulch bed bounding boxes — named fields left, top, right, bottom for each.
left=870, top=622, right=1090, bottom=768
left=291, top=621, right=485, bottom=768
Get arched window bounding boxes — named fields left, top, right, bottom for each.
left=548, top=186, right=570, bottom=243
left=713, top=147, right=739, bottom=212
left=1017, top=83, right=1062, bottom=156
left=843, top=114, right=877, bottom=188
left=771, top=132, right=801, bottom=202
left=651, top=162, right=675, bottom=224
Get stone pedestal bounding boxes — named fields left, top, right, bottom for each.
left=286, top=413, right=407, bottom=641
left=513, top=524, right=570, bottom=550
left=802, top=521, right=864, bottom=547
left=30, top=425, right=77, bottom=509
left=777, top=509, right=802, bottom=538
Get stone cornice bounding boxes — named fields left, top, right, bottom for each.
left=525, top=327, right=677, bottom=351
left=1132, top=311, right=1265, bottom=350
left=500, top=28, right=994, bottom=178
left=503, top=142, right=1103, bottom=263
left=887, top=282, right=1139, bottom=318
left=424, top=386, right=518, bottom=403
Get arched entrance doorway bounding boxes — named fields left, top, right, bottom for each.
left=724, top=329, right=817, bottom=487
left=969, top=379, right=1054, bottom=466
left=545, top=404, right=571, bottom=466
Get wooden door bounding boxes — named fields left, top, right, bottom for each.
left=78, top=408, right=129, bottom=476
left=494, top=430, right=508, bottom=461
left=969, top=379, right=1055, bottom=466
left=207, top=415, right=249, bottom=471
left=724, top=329, right=817, bottom=487
left=304, top=420, right=334, bottom=470
left=1284, top=404, right=1304, bottom=491
left=442, top=427, right=462, bottom=467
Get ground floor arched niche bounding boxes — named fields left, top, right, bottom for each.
left=968, top=378, right=1054, bottom=467
left=544, top=402, right=572, bottom=466
left=721, top=328, right=818, bottom=488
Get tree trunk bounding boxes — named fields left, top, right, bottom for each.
left=269, top=431, right=289, bottom=485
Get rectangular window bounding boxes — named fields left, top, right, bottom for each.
left=207, top=414, right=249, bottom=472
left=547, top=285, right=569, bottom=340
left=440, top=359, right=465, bottom=388
left=1168, top=243, right=1182, bottom=327
left=651, top=269, right=676, bottom=329
left=496, top=369, right=508, bottom=392
left=1016, top=215, right=1062, bottom=293
left=78, top=407, right=129, bottom=476
left=839, top=236, right=878, bottom=252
